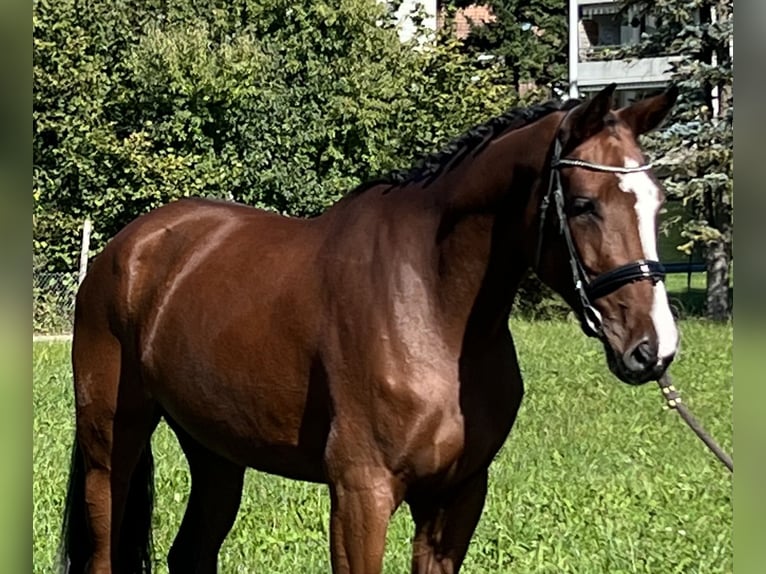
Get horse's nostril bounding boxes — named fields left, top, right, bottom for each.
left=632, top=340, right=654, bottom=366
left=624, top=338, right=658, bottom=374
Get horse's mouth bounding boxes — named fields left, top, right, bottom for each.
left=604, top=344, right=667, bottom=386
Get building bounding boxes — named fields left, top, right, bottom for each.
left=395, top=0, right=675, bottom=107
left=393, top=1, right=493, bottom=43
left=392, top=0, right=438, bottom=42
left=570, top=0, right=675, bottom=106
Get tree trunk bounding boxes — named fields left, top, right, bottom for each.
left=705, top=237, right=731, bottom=321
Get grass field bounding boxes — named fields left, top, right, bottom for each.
left=33, top=318, right=732, bottom=573
left=664, top=272, right=713, bottom=319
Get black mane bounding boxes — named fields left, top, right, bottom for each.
left=350, top=98, right=582, bottom=195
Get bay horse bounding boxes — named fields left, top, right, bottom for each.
left=60, top=83, right=680, bottom=573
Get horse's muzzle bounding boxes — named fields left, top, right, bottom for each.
left=606, top=338, right=675, bottom=385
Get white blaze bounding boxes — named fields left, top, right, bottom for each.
left=618, top=158, right=679, bottom=361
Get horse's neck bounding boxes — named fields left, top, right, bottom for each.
left=432, top=116, right=554, bottom=341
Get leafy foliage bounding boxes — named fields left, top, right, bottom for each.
left=34, top=0, right=517, bottom=270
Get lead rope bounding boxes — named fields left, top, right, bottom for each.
left=656, top=372, right=733, bottom=472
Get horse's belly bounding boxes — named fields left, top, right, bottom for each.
left=157, top=378, right=331, bottom=482
left=143, top=332, right=331, bottom=483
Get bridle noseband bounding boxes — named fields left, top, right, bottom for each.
left=535, top=136, right=666, bottom=339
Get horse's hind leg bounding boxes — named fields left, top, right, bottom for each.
left=408, top=470, right=488, bottom=574
left=166, top=423, right=245, bottom=574
left=70, top=328, right=160, bottom=574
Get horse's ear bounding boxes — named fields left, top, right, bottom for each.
left=559, top=83, right=617, bottom=150
left=616, top=84, right=678, bottom=135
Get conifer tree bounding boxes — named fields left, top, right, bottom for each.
left=622, top=0, right=733, bottom=320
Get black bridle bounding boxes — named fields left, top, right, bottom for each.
left=535, top=137, right=666, bottom=338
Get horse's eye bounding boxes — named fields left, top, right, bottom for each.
left=569, top=197, right=598, bottom=218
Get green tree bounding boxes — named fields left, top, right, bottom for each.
left=621, top=0, right=733, bottom=320
left=34, top=0, right=517, bottom=271
left=442, top=0, right=568, bottom=97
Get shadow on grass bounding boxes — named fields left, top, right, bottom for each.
left=667, top=286, right=734, bottom=319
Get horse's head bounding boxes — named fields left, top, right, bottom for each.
left=532, top=84, right=679, bottom=385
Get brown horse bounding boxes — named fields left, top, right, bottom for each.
left=60, top=84, right=679, bottom=574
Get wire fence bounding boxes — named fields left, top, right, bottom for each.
left=33, top=271, right=79, bottom=336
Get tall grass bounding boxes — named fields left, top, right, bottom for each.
left=33, top=319, right=732, bottom=573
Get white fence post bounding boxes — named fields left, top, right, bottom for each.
left=78, top=217, right=91, bottom=287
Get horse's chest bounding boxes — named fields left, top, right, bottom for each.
left=391, top=377, right=522, bottom=484
left=400, top=404, right=466, bottom=479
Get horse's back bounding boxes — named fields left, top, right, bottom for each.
left=80, top=197, right=318, bottom=324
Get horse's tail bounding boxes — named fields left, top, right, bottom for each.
left=58, top=436, right=90, bottom=574
left=59, top=436, right=156, bottom=573
left=119, top=442, right=156, bottom=573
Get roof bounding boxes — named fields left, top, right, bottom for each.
left=452, top=5, right=495, bottom=40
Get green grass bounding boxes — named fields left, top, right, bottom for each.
left=665, top=271, right=706, bottom=293
left=665, top=272, right=709, bottom=318
left=33, top=319, right=732, bottom=573
left=664, top=270, right=734, bottom=320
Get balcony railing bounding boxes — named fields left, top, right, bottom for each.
left=579, top=44, right=624, bottom=62
left=577, top=55, right=677, bottom=90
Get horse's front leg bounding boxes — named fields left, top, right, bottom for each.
left=326, top=447, right=404, bottom=573
left=408, top=469, right=489, bottom=574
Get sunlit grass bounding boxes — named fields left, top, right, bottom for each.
left=33, top=319, right=732, bottom=573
